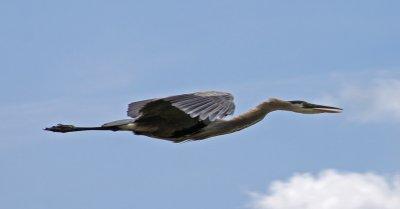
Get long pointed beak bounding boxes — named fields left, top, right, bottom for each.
left=306, top=104, right=343, bottom=113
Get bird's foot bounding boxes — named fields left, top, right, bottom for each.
left=44, top=124, right=76, bottom=133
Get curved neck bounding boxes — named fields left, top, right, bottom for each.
left=192, top=99, right=291, bottom=140
left=222, top=99, right=290, bottom=131
left=227, top=104, right=270, bottom=130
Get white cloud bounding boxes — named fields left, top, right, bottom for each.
left=315, top=76, right=400, bottom=123
left=249, top=170, right=400, bottom=209
left=340, top=79, right=400, bottom=122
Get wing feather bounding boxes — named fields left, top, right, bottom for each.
left=165, top=91, right=235, bottom=121
left=182, top=99, right=211, bottom=112
left=198, top=103, right=220, bottom=120
left=187, top=100, right=214, bottom=115
left=208, top=104, right=226, bottom=121
left=127, top=91, right=235, bottom=122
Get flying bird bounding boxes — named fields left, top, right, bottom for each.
left=45, top=91, right=342, bottom=142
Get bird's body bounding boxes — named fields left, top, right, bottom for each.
left=45, top=91, right=342, bottom=142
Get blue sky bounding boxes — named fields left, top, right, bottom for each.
left=1, top=1, right=399, bottom=209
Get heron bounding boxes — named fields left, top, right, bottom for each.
left=45, top=91, right=342, bottom=142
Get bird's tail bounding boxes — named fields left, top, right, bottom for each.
left=44, top=124, right=119, bottom=133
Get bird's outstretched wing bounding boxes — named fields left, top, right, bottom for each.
left=164, top=91, right=235, bottom=121
left=127, top=91, right=235, bottom=121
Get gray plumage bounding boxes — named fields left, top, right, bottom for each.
left=128, top=91, right=235, bottom=121
left=45, top=91, right=342, bottom=143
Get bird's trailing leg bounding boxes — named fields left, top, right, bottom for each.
left=44, top=124, right=118, bottom=133
left=45, top=124, right=76, bottom=133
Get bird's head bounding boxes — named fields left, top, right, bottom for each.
left=287, top=100, right=342, bottom=114
left=264, top=98, right=342, bottom=114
